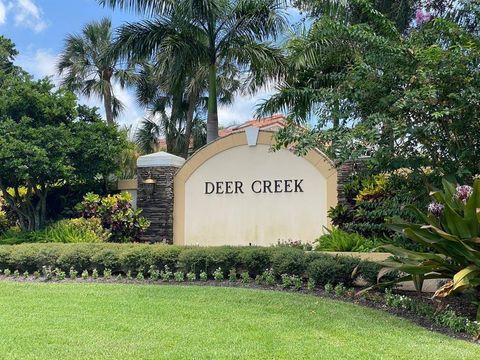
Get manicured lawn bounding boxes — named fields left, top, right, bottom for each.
left=0, top=282, right=478, bottom=359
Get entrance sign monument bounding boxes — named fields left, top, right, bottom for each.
left=123, top=128, right=340, bottom=245
left=173, top=130, right=337, bottom=246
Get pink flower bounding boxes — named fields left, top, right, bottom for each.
left=428, top=202, right=444, bottom=217
left=455, top=185, right=473, bottom=204
left=416, top=9, right=431, bottom=25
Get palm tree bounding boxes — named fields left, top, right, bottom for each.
left=99, top=0, right=287, bottom=142
left=57, top=18, right=132, bottom=125
left=131, top=56, right=239, bottom=157
left=134, top=112, right=207, bottom=156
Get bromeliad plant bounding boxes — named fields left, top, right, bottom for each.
left=380, top=179, right=480, bottom=319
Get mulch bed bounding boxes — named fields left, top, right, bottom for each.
left=0, top=275, right=478, bottom=344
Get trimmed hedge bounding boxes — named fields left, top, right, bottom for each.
left=0, top=243, right=388, bottom=286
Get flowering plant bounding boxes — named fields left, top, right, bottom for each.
left=379, top=179, right=480, bottom=320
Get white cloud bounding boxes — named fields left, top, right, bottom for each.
left=9, top=0, right=48, bottom=32
left=16, top=48, right=60, bottom=82
left=218, top=90, right=274, bottom=127
left=0, top=1, right=6, bottom=25
left=15, top=49, right=147, bottom=128
left=112, top=82, right=145, bottom=128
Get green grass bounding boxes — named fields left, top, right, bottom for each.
left=0, top=282, right=478, bottom=359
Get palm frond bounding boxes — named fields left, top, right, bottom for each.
left=134, top=117, right=162, bottom=154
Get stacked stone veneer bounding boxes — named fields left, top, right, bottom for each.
left=336, top=159, right=368, bottom=204
left=137, top=166, right=179, bottom=243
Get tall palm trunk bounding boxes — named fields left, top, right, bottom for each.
left=102, top=70, right=114, bottom=125
left=206, top=63, right=218, bottom=143
left=167, top=93, right=183, bottom=153
left=183, top=92, right=197, bottom=159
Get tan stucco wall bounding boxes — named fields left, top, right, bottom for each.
left=174, top=131, right=337, bottom=246
left=117, top=179, right=138, bottom=209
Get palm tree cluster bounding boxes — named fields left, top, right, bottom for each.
left=57, top=0, right=287, bottom=158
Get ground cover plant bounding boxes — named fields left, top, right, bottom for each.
left=314, top=227, right=380, bottom=252
left=0, top=282, right=479, bottom=360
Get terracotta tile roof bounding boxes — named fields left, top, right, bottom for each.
left=154, top=114, right=287, bottom=151
left=219, top=114, right=287, bottom=137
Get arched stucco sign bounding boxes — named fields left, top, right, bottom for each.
left=173, top=130, right=337, bottom=246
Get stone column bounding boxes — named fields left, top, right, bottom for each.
left=336, top=158, right=368, bottom=204
left=136, top=152, right=185, bottom=243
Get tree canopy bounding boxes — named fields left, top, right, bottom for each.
left=0, top=52, right=130, bottom=231
left=259, top=0, right=480, bottom=181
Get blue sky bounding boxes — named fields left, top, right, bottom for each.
left=0, top=0, right=295, bottom=129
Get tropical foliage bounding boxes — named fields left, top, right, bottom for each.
left=76, top=192, right=150, bottom=242
left=380, top=179, right=480, bottom=319
left=260, top=0, right=480, bottom=182
left=330, top=170, right=432, bottom=250
left=99, top=0, right=287, bottom=143
left=0, top=218, right=110, bottom=245
left=315, top=227, right=379, bottom=252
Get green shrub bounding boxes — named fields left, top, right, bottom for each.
left=281, top=273, right=292, bottom=288
left=213, top=267, right=224, bottom=281
left=174, top=271, right=184, bottom=282
left=56, top=245, right=96, bottom=273
left=148, top=265, right=160, bottom=280
left=324, top=283, right=334, bottom=293
left=69, top=267, right=78, bottom=279
left=307, top=278, right=315, bottom=290
left=178, top=247, right=239, bottom=277
left=81, top=270, right=89, bottom=279
left=161, top=265, right=173, bottom=281
left=186, top=272, right=196, bottom=281
left=315, top=227, right=378, bottom=252
left=291, top=275, right=302, bottom=290
left=228, top=268, right=237, bottom=282
left=236, top=247, right=272, bottom=277
left=55, top=268, right=66, bottom=280
left=240, top=271, right=250, bottom=283
left=261, top=268, right=276, bottom=286
left=199, top=271, right=208, bottom=281
left=271, top=248, right=306, bottom=276
left=334, top=283, right=346, bottom=296
left=307, top=254, right=359, bottom=287
left=0, top=243, right=388, bottom=288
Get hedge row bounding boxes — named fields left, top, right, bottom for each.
left=0, top=244, right=387, bottom=286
